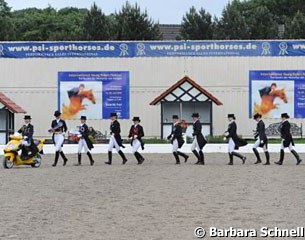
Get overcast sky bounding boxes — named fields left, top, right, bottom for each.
left=6, top=0, right=231, bottom=24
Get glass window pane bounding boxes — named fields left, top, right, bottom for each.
left=181, top=102, right=211, bottom=123
left=162, top=103, right=180, bottom=123
left=0, top=111, right=6, bottom=130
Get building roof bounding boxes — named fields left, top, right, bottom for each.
left=0, top=92, right=26, bottom=113
left=150, top=76, right=223, bottom=105
left=159, top=24, right=181, bottom=40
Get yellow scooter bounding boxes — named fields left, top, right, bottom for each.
left=3, top=133, right=45, bottom=169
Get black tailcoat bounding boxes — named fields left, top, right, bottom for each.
left=279, top=120, right=294, bottom=147
left=167, top=123, right=185, bottom=148
left=192, top=120, right=207, bottom=149
left=110, top=120, right=124, bottom=147
left=79, top=123, right=94, bottom=150
left=128, top=124, right=145, bottom=150
left=18, top=124, right=34, bottom=142
left=226, top=121, right=247, bottom=150
left=254, top=120, right=268, bottom=147
left=51, top=119, right=68, bottom=145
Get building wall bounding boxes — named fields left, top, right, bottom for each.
left=1, top=56, right=304, bottom=138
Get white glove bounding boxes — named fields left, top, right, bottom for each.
left=223, top=137, right=227, bottom=141
left=260, top=140, right=264, bottom=144
left=134, top=135, right=138, bottom=139
left=23, top=136, right=28, bottom=140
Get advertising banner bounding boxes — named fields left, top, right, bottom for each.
left=249, top=70, right=305, bottom=118
left=1, top=40, right=305, bottom=58
left=58, top=71, right=129, bottom=120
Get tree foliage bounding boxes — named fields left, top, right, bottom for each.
left=114, top=2, right=161, bottom=40
left=180, top=6, right=213, bottom=40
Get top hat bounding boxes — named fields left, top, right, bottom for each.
left=110, top=113, right=118, bottom=117
left=132, top=116, right=141, bottom=122
left=172, top=115, right=179, bottom=119
left=24, top=115, right=31, bottom=120
left=54, top=111, right=61, bottom=117
left=192, top=113, right=199, bottom=118
left=80, top=116, right=87, bottom=120
left=281, top=113, right=290, bottom=119
left=228, top=114, right=236, bottom=119
left=253, top=113, right=262, bottom=120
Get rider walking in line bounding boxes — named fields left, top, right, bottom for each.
left=105, top=113, right=128, bottom=165
left=252, top=113, right=270, bottom=165
left=75, top=116, right=94, bottom=166
left=275, top=113, right=302, bottom=166
left=49, top=111, right=68, bottom=167
left=128, top=117, right=145, bottom=164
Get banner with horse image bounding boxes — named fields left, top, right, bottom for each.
left=249, top=70, right=305, bottom=118
left=58, top=71, right=129, bottom=120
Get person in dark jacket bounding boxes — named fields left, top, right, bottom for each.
left=18, top=115, right=38, bottom=160
left=167, top=115, right=189, bottom=164
left=191, top=113, right=207, bottom=165
left=67, top=84, right=85, bottom=98
left=49, top=111, right=68, bottom=167
left=75, top=116, right=94, bottom=166
left=275, top=113, right=302, bottom=165
left=252, top=113, right=270, bottom=165
left=128, top=117, right=145, bottom=164
left=225, top=114, right=247, bottom=165
left=105, top=113, right=128, bottom=165
left=259, top=83, right=277, bottom=98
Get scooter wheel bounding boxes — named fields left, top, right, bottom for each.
left=3, top=157, right=14, bottom=169
left=31, top=155, right=41, bottom=168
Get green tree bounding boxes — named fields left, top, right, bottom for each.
left=180, top=6, right=213, bottom=40
left=82, top=2, right=112, bottom=40
left=0, top=0, right=14, bottom=40
left=286, top=11, right=305, bottom=39
left=12, top=6, right=59, bottom=41
left=115, top=1, right=161, bottom=40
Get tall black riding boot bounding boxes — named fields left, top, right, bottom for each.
left=118, top=150, right=128, bottom=165
left=253, top=148, right=262, bottom=164
left=227, top=153, right=233, bottom=165
left=192, top=150, right=200, bottom=164
left=60, top=151, right=68, bottom=166
left=105, top=151, right=112, bottom=165
left=87, top=152, right=95, bottom=166
left=291, top=150, right=302, bottom=165
left=275, top=149, right=284, bottom=165
left=198, top=151, right=205, bottom=165
left=232, top=152, right=246, bottom=164
left=135, top=152, right=144, bottom=165
left=52, top=151, right=60, bottom=167
left=138, top=152, right=145, bottom=164
left=173, top=152, right=180, bottom=164
left=75, top=153, right=81, bottom=166
left=264, top=151, right=270, bottom=165
left=177, top=151, right=189, bottom=163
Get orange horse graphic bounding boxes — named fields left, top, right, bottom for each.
left=62, top=90, right=96, bottom=119
left=254, top=89, right=288, bottom=116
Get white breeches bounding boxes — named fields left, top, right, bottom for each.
left=228, top=138, right=235, bottom=153
left=172, top=139, right=179, bottom=152
left=191, top=137, right=200, bottom=151
left=253, top=138, right=268, bottom=152
left=280, top=139, right=294, bottom=151
left=132, top=139, right=141, bottom=153
left=54, top=134, right=64, bottom=152
left=78, top=138, right=89, bottom=153
left=108, top=135, right=120, bottom=152
left=22, top=140, right=30, bottom=147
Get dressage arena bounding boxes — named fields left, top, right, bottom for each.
left=0, top=153, right=304, bottom=240
left=1, top=41, right=305, bottom=239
